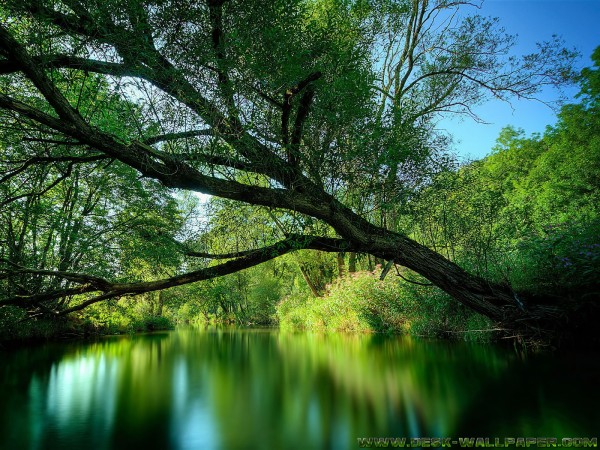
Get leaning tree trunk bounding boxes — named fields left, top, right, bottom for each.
left=325, top=205, right=584, bottom=344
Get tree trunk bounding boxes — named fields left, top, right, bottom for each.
left=348, top=252, right=357, bottom=273
left=337, top=252, right=345, bottom=278
left=351, top=229, right=577, bottom=343
left=298, top=264, right=322, bottom=298
left=157, top=291, right=164, bottom=317
left=363, top=232, right=513, bottom=320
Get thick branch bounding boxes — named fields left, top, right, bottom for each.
left=0, top=27, right=92, bottom=128
left=0, top=261, right=111, bottom=288
left=207, top=0, right=236, bottom=112
left=177, top=152, right=255, bottom=172
left=0, top=16, right=326, bottom=192
left=289, top=85, right=316, bottom=166
left=0, top=92, right=318, bottom=213
left=289, top=72, right=323, bottom=97
left=1, top=235, right=355, bottom=313
left=0, top=54, right=145, bottom=77
left=0, top=37, right=290, bottom=186
left=186, top=248, right=261, bottom=259
left=282, top=71, right=322, bottom=150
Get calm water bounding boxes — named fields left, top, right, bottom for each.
left=0, top=328, right=598, bottom=450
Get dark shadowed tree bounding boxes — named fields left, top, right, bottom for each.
left=0, top=0, right=587, bottom=341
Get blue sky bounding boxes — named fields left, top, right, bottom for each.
left=439, top=0, right=600, bottom=160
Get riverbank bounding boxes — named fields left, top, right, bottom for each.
left=0, top=307, right=174, bottom=347
left=1, top=267, right=596, bottom=350
left=276, top=270, right=498, bottom=344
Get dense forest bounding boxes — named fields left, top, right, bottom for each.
left=0, top=0, right=598, bottom=347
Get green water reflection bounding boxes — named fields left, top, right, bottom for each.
left=0, top=329, right=598, bottom=449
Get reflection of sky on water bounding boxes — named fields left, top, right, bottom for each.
left=26, top=354, right=119, bottom=450
left=171, top=356, right=218, bottom=450
left=1, top=329, right=598, bottom=450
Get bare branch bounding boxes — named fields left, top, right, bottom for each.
left=0, top=154, right=108, bottom=184
left=395, top=265, right=433, bottom=287
left=291, top=87, right=316, bottom=151
left=0, top=161, right=75, bottom=207
left=143, top=129, right=213, bottom=145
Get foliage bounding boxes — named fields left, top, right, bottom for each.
left=276, top=46, right=600, bottom=341
left=0, top=1, right=594, bottom=344
left=405, top=49, right=600, bottom=301
left=277, top=269, right=495, bottom=342
left=0, top=306, right=72, bottom=342
left=510, top=221, right=600, bottom=292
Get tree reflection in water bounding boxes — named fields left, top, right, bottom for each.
left=0, top=329, right=598, bottom=450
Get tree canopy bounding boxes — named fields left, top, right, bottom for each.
left=0, top=0, right=592, bottom=342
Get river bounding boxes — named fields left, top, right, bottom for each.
left=0, top=328, right=598, bottom=449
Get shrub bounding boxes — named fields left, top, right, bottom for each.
left=509, top=219, right=600, bottom=293
left=129, top=315, right=174, bottom=332
left=276, top=270, right=493, bottom=340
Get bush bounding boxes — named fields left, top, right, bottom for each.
left=276, top=270, right=493, bottom=340
left=128, top=315, right=174, bottom=332
left=0, top=306, right=79, bottom=343
left=508, top=219, right=600, bottom=293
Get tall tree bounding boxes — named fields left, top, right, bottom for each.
left=0, top=0, right=585, bottom=340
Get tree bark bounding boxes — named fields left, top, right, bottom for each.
left=298, top=264, right=323, bottom=298
left=348, top=252, right=357, bottom=273
left=157, top=291, right=164, bottom=317
left=337, top=252, right=345, bottom=278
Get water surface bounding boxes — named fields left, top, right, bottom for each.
left=0, top=328, right=597, bottom=449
